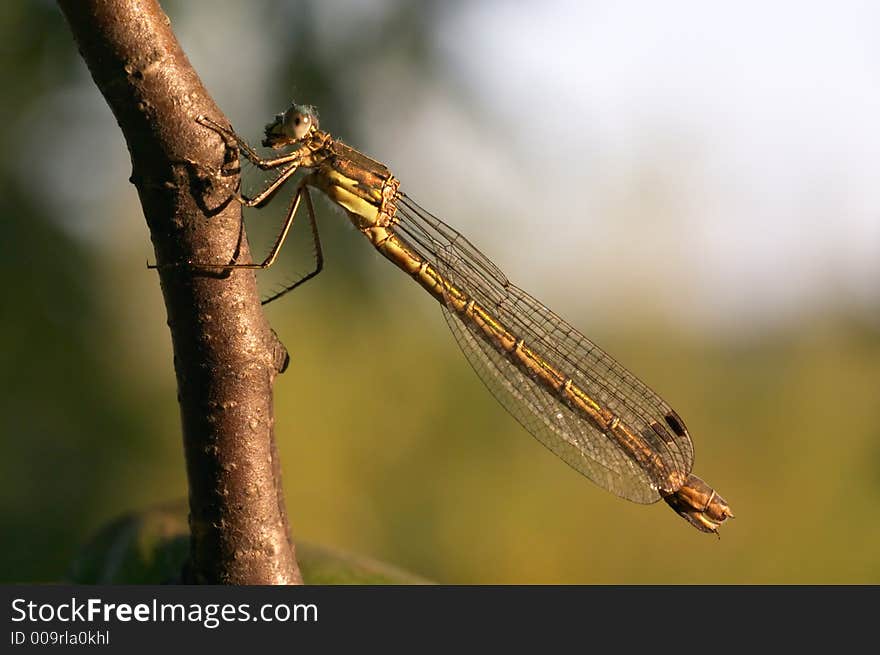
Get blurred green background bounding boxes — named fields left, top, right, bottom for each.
left=2, top=0, right=879, bottom=583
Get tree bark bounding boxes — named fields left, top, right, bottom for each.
left=58, top=0, right=301, bottom=584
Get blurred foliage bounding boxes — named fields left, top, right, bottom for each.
left=1, top=1, right=878, bottom=584
left=70, top=502, right=430, bottom=584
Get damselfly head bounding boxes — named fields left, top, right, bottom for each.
left=263, top=103, right=319, bottom=148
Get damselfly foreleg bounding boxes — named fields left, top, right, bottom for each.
left=197, top=115, right=302, bottom=170
left=197, top=115, right=303, bottom=206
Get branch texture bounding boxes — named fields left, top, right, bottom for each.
left=58, top=0, right=301, bottom=584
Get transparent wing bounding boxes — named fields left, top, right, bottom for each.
left=392, top=192, right=695, bottom=504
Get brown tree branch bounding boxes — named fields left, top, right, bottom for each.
left=58, top=0, right=301, bottom=584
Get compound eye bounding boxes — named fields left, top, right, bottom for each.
left=290, top=113, right=312, bottom=139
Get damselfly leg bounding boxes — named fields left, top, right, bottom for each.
left=197, top=115, right=301, bottom=170
left=183, top=116, right=326, bottom=301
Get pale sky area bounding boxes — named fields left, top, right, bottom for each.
left=28, top=0, right=880, bottom=335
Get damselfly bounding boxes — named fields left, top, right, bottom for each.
left=194, top=103, right=733, bottom=534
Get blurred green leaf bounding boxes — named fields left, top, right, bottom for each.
left=69, top=502, right=431, bottom=585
